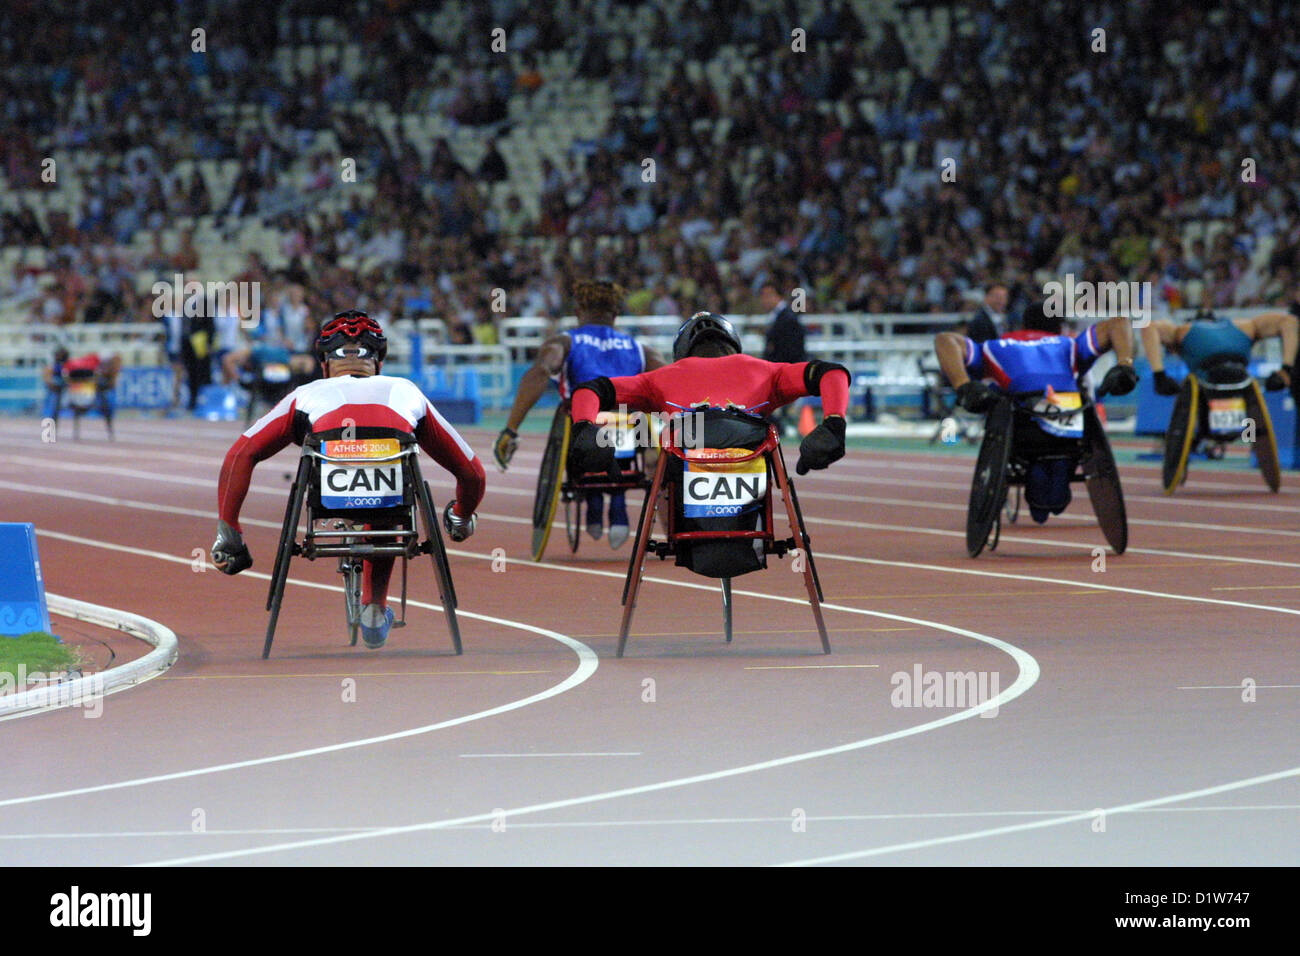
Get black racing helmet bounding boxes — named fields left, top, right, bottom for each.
left=1020, top=300, right=1063, bottom=335
left=672, top=311, right=742, bottom=361
left=315, top=309, right=388, bottom=366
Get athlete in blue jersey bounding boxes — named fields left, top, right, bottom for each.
left=935, top=302, right=1137, bottom=523
left=496, top=280, right=665, bottom=547
left=1140, top=308, right=1297, bottom=396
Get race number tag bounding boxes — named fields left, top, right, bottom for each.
left=1033, top=390, right=1083, bottom=438
left=1207, top=397, right=1247, bottom=436
left=320, top=439, right=404, bottom=508
left=595, top=411, right=640, bottom=460
left=262, top=362, right=291, bottom=384
left=683, top=448, right=766, bottom=518
left=67, top=380, right=97, bottom=410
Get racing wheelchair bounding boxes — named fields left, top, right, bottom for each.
left=1160, top=361, right=1281, bottom=494
left=530, top=402, right=653, bottom=561
left=261, top=426, right=460, bottom=658
left=966, top=386, right=1127, bottom=558
left=617, top=406, right=829, bottom=657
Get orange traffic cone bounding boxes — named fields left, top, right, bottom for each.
left=798, top=404, right=817, bottom=436
left=1096, top=402, right=1107, bottom=424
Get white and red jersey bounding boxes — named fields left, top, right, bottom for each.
left=217, top=374, right=486, bottom=532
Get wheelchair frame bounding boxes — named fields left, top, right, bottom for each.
left=618, top=414, right=829, bottom=657
left=530, top=402, right=653, bottom=561
left=1160, top=374, right=1280, bottom=494
left=261, top=430, right=461, bottom=658
left=966, top=389, right=1127, bottom=558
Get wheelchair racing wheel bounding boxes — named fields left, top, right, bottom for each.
left=531, top=404, right=571, bottom=561
left=1082, top=404, right=1128, bottom=554
left=966, top=397, right=1014, bottom=558
left=1161, top=376, right=1199, bottom=494
left=1242, top=379, right=1282, bottom=492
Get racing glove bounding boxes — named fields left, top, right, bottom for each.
left=796, top=416, right=846, bottom=476
left=1152, top=370, right=1182, bottom=396
left=1264, top=365, right=1293, bottom=391
left=956, top=380, right=998, bottom=414
left=211, top=519, right=252, bottom=575
left=1097, top=363, right=1139, bottom=398
left=443, top=500, right=476, bottom=542
left=567, top=420, right=619, bottom=481
left=493, top=427, right=518, bottom=471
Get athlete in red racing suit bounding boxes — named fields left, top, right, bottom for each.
left=211, top=310, right=486, bottom=648
left=567, top=312, right=851, bottom=478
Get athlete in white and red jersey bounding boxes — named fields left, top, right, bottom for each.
left=567, top=312, right=851, bottom=477
left=211, top=310, right=486, bottom=648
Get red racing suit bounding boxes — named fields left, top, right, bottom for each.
left=569, top=354, right=850, bottom=422
left=217, top=374, right=486, bottom=605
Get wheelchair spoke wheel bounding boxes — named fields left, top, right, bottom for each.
left=1161, top=376, right=1199, bottom=494
left=1003, top=484, right=1020, bottom=524
left=1243, top=379, right=1282, bottom=492
left=966, top=398, right=1014, bottom=557
left=563, top=491, right=581, bottom=552
left=1083, top=404, right=1128, bottom=554
left=531, top=404, right=570, bottom=561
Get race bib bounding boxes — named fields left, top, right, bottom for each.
left=595, top=411, right=641, bottom=460
left=683, top=448, right=766, bottom=518
left=67, top=380, right=97, bottom=410
left=320, top=439, right=404, bottom=508
left=261, top=362, right=291, bottom=384
left=1207, top=397, right=1247, bottom=436
left=1032, top=390, right=1083, bottom=438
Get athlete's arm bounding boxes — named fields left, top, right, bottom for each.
left=1089, top=318, right=1140, bottom=397
left=504, top=334, right=568, bottom=433
left=1140, top=320, right=1180, bottom=373
left=767, top=360, right=849, bottom=418
left=1092, top=316, right=1136, bottom=365
left=934, top=332, right=975, bottom=387
left=217, top=392, right=298, bottom=533
left=415, top=399, right=487, bottom=519
left=569, top=369, right=663, bottom=423
left=1240, top=311, right=1299, bottom=386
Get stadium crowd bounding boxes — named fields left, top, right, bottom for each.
left=3, top=0, right=1300, bottom=342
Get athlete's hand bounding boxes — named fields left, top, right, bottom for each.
left=1097, top=363, right=1139, bottom=398
left=956, top=380, right=998, bottom=413
left=443, top=500, right=476, bottom=542
left=211, top=520, right=252, bottom=575
left=1152, top=370, right=1182, bottom=396
left=796, top=416, right=846, bottom=476
left=492, top=427, right=518, bottom=472
left=1264, top=366, right=1292, bottom=391
left=567, top=420, right=618, bottom=481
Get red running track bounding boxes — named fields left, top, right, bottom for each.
left=0, top=415, right=1297, bottom=865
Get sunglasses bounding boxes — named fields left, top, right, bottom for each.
left=324, top=343, right=379, bottom=360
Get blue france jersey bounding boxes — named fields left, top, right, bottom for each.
left=963, top=327, right=1104, bottom=393
left=558, top=324, right=646, bottom=398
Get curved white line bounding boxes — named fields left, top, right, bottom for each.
left=138, top=596, right=1041, bottom=865
left=777, top=764, right=1300, bottom=866
left=0, top=537, right=599, bottom=810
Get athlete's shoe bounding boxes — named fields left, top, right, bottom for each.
left=607, top=494, right=629, bottom=548
left=359, top=603, right=394, bottom=649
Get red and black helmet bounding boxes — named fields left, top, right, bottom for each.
left=315, top=309, right=387, bottom=366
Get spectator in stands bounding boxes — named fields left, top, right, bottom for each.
left=760, top=281, right=807, bottom=364
left=964, top=284, right=1010, bottom=343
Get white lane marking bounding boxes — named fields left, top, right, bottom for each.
left=458, top=752, right=642, bottom=758
left=0, top=532, right=598, bottom=810
left=139, top=613, right=1039, bottom=865
left=8, top=804, right=1299, bottom=840
left=777, top=765, right=1300, bottom=866
left=1179, top=684, right=1300, bottom=690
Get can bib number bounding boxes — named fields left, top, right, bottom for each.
left=1032, top=390, right=1083, bottom=438
left=1208, top=397, right=1247, bottom=435
left=683, top=448, right=766, bottom=518
left=320, top=439, right=404, bottom=508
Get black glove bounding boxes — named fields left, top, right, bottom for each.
left=1152, top=370, right=1182, bottom=396
left=567, top=420, right=618, bottom=480
left=1264, top=366, right=1292, bottom=392
left=443, top=500, right=476, bottom=542
left=956, top=380, right=998, bottom=414
left=795, top=416, right=846, bottom=476
left=492, top=427, right=518, bottom=471
left=211, top=520, right=252, bottom=575
left=1097, top=363, right=1139, bottom=398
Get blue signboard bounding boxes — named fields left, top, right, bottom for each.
left=0, top=523, right=53, bottom=636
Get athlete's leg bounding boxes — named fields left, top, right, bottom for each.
left=608, top=491, right=629, bottom=548
left=586, top=490, right=604, bottom=540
